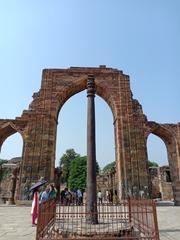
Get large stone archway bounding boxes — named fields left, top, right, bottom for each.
left=0, top=66, right=179, bottom=203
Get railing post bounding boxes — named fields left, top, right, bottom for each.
left=128, top=197, right=132, bottom=225
left=152, top=200, right=160, bottom=240
left=36, top=202, right=42, bottom=240
left=36, top=199, right=57, bottom=240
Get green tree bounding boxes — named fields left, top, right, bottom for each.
left=68, top=156, right=87, bottom=191
left=102, top=161, right=115, bottom=175
left=0, top=159, right=8, bottom=164
left=148, top=160, right=158, bottom=167
left=68, top=156, right=100, bottom=191
left=59, top=149, right=80, bottom=183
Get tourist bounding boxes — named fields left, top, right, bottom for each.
left=105, top=190, right=109, bottom=203
left=31, top=187, right=40, bottom=226
left=76, top=189, right=82, bottom=205
left=71, top=190, right=77, bottom=204
left=40, top=185, right=50, bottom=203
left=60, top=189, right=66, bottom=204
left=49, top=183, right=57, bottom=199
left=64, top=188, right=71, bottom=205
left=97, top=190, right=103, bottom=204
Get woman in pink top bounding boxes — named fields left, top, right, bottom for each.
left=31, top=187, right=39, bottom=226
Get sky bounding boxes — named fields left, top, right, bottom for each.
left=0, top=0, right=179, bottom=168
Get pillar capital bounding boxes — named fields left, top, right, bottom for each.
left=87, top=74, right=96, bottom=97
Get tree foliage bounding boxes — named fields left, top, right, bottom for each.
left=67, top=155, right=100, bottom=191
left=0, top=159, right=8, bottom=165
left=68, top=156, right=87, bottom=191
left=148, top=160, right=158, bottom=167
left=101, top=160, right=158, bottom=175
left=59, top=149, right=80, bottom=183
left=102, top=161, right=115, bottom=175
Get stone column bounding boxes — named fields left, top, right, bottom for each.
left=86, top=74, right=98, bottom=224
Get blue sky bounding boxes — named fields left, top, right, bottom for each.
left=0, top=0, right=179, bottom=168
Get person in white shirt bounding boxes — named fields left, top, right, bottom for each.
left=97, top=190, right=103, bottom=204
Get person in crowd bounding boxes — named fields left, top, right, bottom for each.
left=64, top=188, right=71, bottom=205
left=76, top=189, right=82, bottom=205
left=97, top=190, right=103, bottom=204
left=31, top=187, right=40, bottom=226
left=60, top=188, right=66, bottom=204
left=49, top=183, right=57, bottom=199
left=105, top=190, right=110, bottom=203
left=40, top=185, right=50, bottom=203
left=71, top=190, right=77, bottom=204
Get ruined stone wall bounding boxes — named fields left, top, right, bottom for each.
left=0, top=163, right=19, bottom=204
left=149, top=166, right=174, bottom=201
left=149, top=167, right=161, bottom=199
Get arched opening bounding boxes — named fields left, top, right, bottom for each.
left=0, top=132, right=23, bottom=161
left=0, top=132, right=23, bottom=204
left=147, top=134, right=173, bottom=201
left=55, top=89, right=115, bottom=198
left=147, top=134, right=168, bottom=167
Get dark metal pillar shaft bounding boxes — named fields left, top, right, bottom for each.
left=86, top=74, right=98, bottom=224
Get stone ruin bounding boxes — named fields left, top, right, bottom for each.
left=0, top=158, right=174, bottom=204
left=149, top=166, right=174, bottom=201
left=0, top=157, right=20, bottom=204
left=0, top=66, right=179, bottom=204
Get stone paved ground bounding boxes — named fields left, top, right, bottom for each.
left=157, top=206, right=180, bottom=240
left=0, top=205, right=36, bottom=240
left=0, top=205, right=180, bottom=240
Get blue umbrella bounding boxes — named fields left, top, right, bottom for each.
left=29, top=179, right=48, bottom=192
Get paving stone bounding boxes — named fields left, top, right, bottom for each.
left=0, top=205, right=180, bottom=240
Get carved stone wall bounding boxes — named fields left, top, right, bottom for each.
left=0, top=66, right=179, bottom=204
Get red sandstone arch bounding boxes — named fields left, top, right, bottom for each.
left=17, top=67, right=150, bottom=200
left=0, top=120, right=25, bottom=151
left=1, top=66, right=179, bottom=204
left=55, top=76, right=117, bottom=121
left=146, top=121, right=176, bottom=144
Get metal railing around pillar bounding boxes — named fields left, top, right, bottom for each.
left=36, top=198, right=159, bottom=240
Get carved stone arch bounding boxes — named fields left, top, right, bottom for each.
left=17, top=67, right=150, bottom=201
left=0, top=120, right=25, bottom=151
left=146, top=121, right=176, bottom=144
left=13, top=66, right=178, bottom=203
left=54, top=75, right=117, bottom=122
